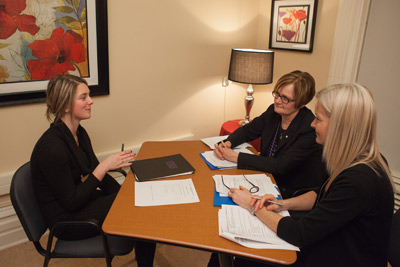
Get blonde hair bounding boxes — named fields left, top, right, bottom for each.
left=46, top=74, right=88, bottom=123
left=316, top=83, right=391, bottom=188
left=274, top=70, right=315, bottom=108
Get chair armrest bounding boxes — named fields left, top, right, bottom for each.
left=46, top=219, right=111, bottom=260
left=51, top=218, right=102, bottom=232
left=108, top=168, right=127, bottom=177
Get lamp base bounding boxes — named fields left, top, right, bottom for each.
left=240, top=84, right=254, bottom=126
left=239, top=119, right=250, bottom=126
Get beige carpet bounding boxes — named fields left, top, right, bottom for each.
left=0, top=238, right=211, bottom=267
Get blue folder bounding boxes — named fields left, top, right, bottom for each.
left=213, top=185, right=282, bottom=207
left=200, top=153, right=235, bottom=170
left=213, top=187, right=236, bottom=206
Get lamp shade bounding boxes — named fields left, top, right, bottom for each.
left=228, top=49, right=274, bottom=85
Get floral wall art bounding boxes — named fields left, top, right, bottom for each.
left=0, top=0, right=109, bottom=106
left=269, top=0, right=318, bottom=52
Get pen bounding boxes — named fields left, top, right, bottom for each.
left=252, top=196, right=284, bottom=207
left=121, top=143, right=124, bottom=152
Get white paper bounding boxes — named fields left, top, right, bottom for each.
left=213, top=174, right=280, bottom=197
left=201, top=148, right=253, bottom=169
left=135, top=178, right=200, bottom=206
left=201, top=136, right=251, bottom=150
left=218, top=205, right=299, bottom=250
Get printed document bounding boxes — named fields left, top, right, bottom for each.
left=201, top=135, right=251, bottom=150
left=135, top=178, right=200, bottom=206
left=201, top=148, right=253, bottom=169
left=218, top=205, right=299, bottom=250
left=213, top=174, right=279, bottom=197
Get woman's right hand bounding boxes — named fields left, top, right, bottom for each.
left=252, top=194, right=285, bottom=212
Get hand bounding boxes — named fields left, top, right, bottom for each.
left=252, top=194, right=285, bottom=212
left=213, top=141, right=238, bottom=162
left=102, top=150, right=136, bottom=170
left=229, top=186, right=253, bottom=211
left=93, top=150, right=136, bottom=181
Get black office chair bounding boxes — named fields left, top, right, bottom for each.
left=389, top=208, right=400, bottom=267
left=10, top=162, right=135, bottom=267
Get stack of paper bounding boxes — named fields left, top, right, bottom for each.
left=213, top=174, right=280, bottom=197
left=200, top=136, right=250, bottom=150
left=134, top=178, right=200, bottom=206
left=218, top=205, right=299, bottom=250
left=199, top=136, right=253, bottom=169
left=200, top=148, right=253, bottom=169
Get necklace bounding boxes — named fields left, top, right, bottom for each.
left=279, top=126, right=287, bottom=140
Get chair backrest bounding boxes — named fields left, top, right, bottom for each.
left=388, top=208, right=400, bottom=266
left=10, top=162, right=47, bottom=242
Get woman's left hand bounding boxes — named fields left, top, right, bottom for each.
left=229, top=186, right=253, bottom=211
left=103, top=150, right=136, bottom=170
left=214, top=141, right=239, bottom=162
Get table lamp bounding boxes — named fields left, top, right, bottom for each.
left=228, top=48, right=274, bottom=125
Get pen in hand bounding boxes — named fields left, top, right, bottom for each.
left=121, top=143, right=135, bottom=163
left=252, top=196, right=284, bottom=207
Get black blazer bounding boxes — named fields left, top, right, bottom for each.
left=31, top=121, right=120, bottom=228
left=227, top=104, right=327, bottom=199
left=278, top=164, right=393, bottom=266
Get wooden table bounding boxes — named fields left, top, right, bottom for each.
left=102, top=140, right=296, bottom=265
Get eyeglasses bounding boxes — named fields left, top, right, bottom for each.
left=272, top=91, right=295, bottom=104
left=221, top=175, right=259, bottom=194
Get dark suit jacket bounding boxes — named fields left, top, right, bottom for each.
left=31, top=121, right=120, bottom=229
left=278, top=164, right=393, bottom=266
left=226, top=104, right=327, bottom=199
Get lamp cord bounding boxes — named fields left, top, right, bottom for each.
left=224, top=85, right=227, bottom=122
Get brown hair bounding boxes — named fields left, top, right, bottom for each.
left=46, top=74, right=88, bottom=123
left=274, top=70, right=315, bottom=108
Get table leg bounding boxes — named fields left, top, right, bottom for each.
left=218, top=253, right=234, bottom=267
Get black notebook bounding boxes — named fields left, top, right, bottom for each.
left=130, top=154, right=195, bottom=182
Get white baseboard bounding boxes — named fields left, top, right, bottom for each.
left=0, top=134, right=194, bottom=251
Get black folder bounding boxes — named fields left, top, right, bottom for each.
left=130, top=154, right=195, bottom=182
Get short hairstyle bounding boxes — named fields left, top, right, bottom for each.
left=46, top=74, right=88, bottom=123
left=316, top=83, right=391, bottom=187
left=274, top=70, right=315, bottom=108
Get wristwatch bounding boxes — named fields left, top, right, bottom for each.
left=250, top=206, right=256, bottom=216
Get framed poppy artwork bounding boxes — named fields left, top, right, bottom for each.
left=0, top=0, right=109, bottom=106
left=269, top=0, right=318, bottom=52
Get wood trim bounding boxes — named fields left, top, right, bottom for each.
left=328, top=0, right=371, bottom=84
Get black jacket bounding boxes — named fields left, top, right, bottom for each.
left=31, top=121, right=120, bottom=228
left=278, top=164, right=394, bottom=267
left=227, top=104, right=327, bottom=198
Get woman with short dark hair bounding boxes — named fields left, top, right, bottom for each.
left=214, top=70, right=326, bottom=199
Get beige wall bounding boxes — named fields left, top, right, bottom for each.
left=0, top=0, right=339, bottom=174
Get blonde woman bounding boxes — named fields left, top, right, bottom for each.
left=230, top=83, right=394, bottom=267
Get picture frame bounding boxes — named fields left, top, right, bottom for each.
left=269, top=0, right=318, bottom=52
left=0, top=0, right=109, bottom=107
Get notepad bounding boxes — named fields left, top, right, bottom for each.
left=130, top=154, right=195, bottom=182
